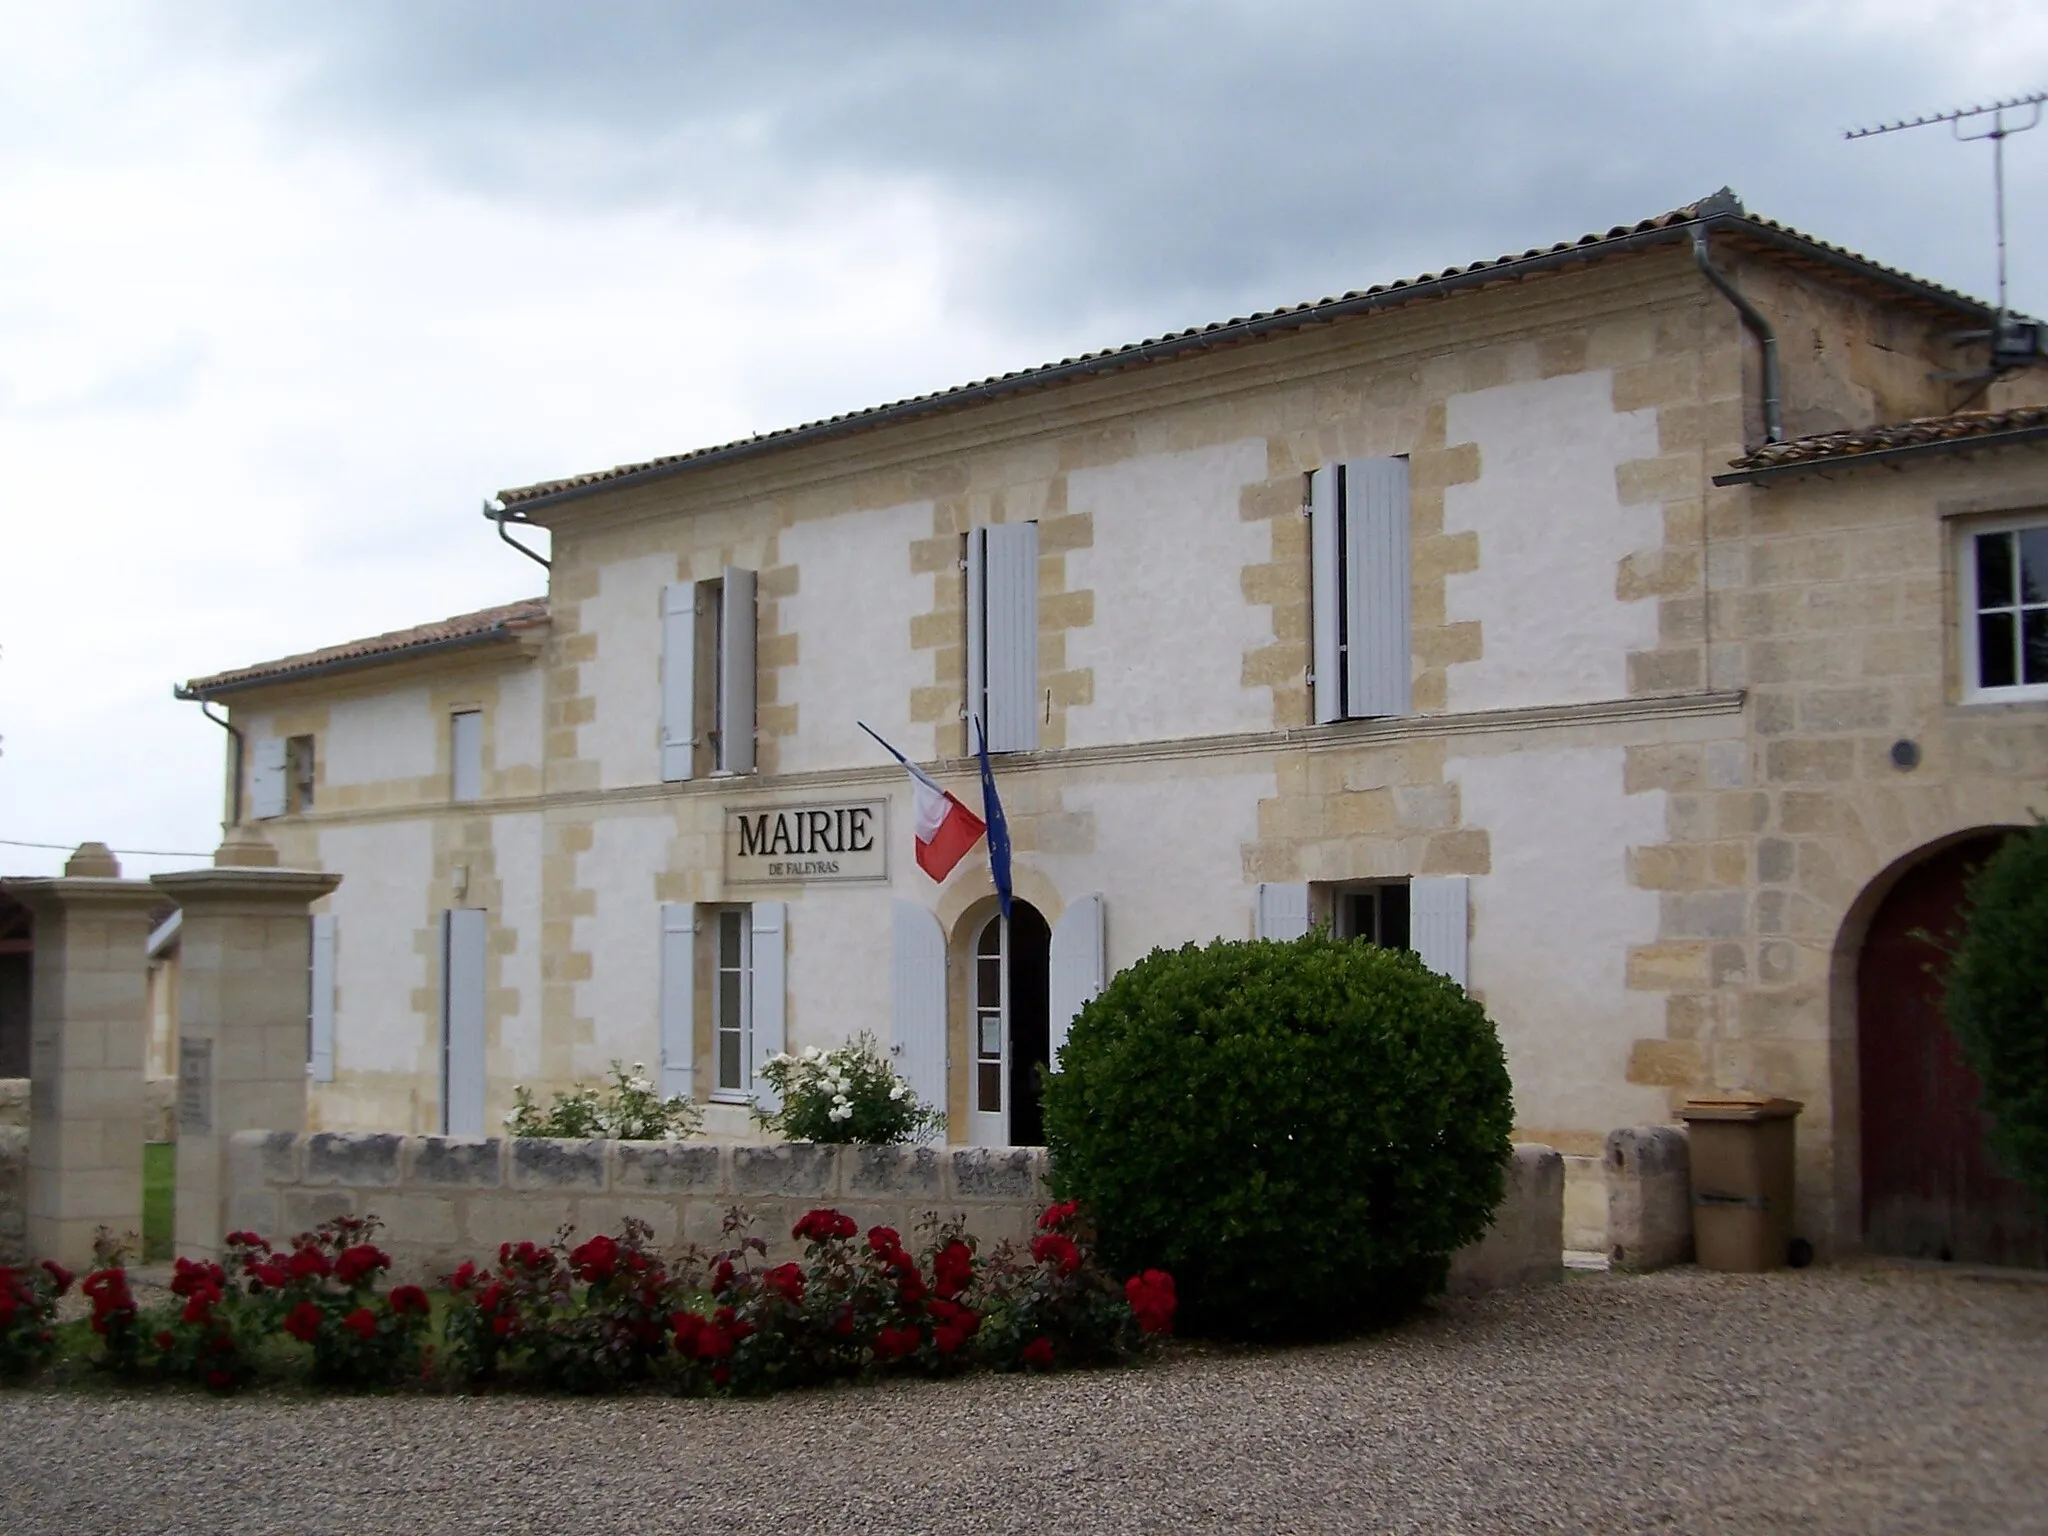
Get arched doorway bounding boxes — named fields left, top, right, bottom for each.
left=1858, top=832, right=2046, bottom=1268
left=969, top=902, right=1050, bottom=1148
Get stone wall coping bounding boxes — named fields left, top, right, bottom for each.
left=150, top=868, right=342, bottom=902
left=0, top=876, right=166, bottom=911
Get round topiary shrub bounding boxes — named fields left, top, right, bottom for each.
left=1042, top=930, right=1514, bottom=1340
left=1943, top=820, right=2048, bottom=1207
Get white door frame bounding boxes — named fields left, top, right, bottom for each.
left=968, top=913, right=1009, bottom=1147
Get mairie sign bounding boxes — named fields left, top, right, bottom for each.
left=724, top=799, right=889, bottom=885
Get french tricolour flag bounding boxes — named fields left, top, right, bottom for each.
left=859, top=723, right=986, bottom=882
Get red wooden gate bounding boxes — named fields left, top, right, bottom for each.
left=1858, top=833, right=2047, bottom=1268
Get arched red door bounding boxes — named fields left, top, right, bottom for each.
left=1858, top=833, right=2046, bottom=1268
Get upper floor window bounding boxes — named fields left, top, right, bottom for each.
left=966, top=523, right=1039, bottom=753
left=1309, top=459, right=1412, bottom=722
left=451, top=710, right=483, bottom=802
left=661, top=569, right=757, bottom=782
left=251, top=733, right=316, bottom=818
left=1963, top=519, right=2048, bottom=702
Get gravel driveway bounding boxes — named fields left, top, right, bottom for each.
left=3, top=1265, right=2043, bottom=1535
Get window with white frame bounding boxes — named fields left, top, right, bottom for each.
left=965, top=522, right=1039, bottom=752
left=1962, top=517, right=2048, bottom=700
left=713, top=906, right=753, bottom=1098
left=661, top=569, right=757, bottom=782
left=1330, top=881, right=1412, bottom=952
left=1309, top=459, right=1413, bottom=722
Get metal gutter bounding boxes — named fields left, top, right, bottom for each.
left=493, top=210, right=2004, bottom=520
left=1712, top=424, right=2048, bottom=486
left=174, top=623, right=538, bottom=701
left=1693, top=228, right=1782, bottom=443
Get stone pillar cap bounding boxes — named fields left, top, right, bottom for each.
left=63, top=841, right=121, bottom=877
left=213, top=824, right=280, bottom=868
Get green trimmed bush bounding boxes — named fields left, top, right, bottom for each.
left=1942, top=820, right=2048, bottom=1206
left=1042, top=931, right=1514, bottom=1340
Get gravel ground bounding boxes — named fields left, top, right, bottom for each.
left=4, top=1265, right=2044, bottom=1536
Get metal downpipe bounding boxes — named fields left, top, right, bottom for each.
left=1693, top=227, right=1783, bottom=444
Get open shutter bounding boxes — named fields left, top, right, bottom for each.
left=441, top=909, right=489, bottom=1136
left=451, top=711, right=483, bottom=802
left=982, top=522, right=1040, bottom=752
left=890, top=902, right=947, bottom=1114
left=749, top=901, right=787, bottom=1110
left=659, top=902, right=696, bottom=1100
left=1343, top=457, right=1412, bottom=719
left=1255, top=882, right=1311, bottom=941
left=250, top=737, right=288, bottom=820
left=308, top=913, right=336, bottom=1083
left=1310, top=467, right=1342, bottom=725
left=1047, top=893, right=1105, bottom=1071
left=660, top=582, right=697, bottom=783
left=719, top=566, right=757, bottom=774
left=1410, top=876, right=1469, bottom=988
left=964, top=528, right=986, bottom=744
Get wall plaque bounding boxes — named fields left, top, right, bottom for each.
left=724, top=799, right=888, bottom=885
left=178, top=1037, right=212, bottom=1135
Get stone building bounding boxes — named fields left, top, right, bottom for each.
left=175, top=191, right=2048, bottom=1259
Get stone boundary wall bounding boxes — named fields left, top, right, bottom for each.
left=0, top=1078, right=177, bottom=1142
left=0, top=1127, right=26, bottom=1264
left=227, top=1133, right=1565, bottom=1293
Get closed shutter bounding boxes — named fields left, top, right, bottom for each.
left=451, top=711, right=483, bottom=802
left=1310, top=466, right=1342, bottom=725
left=982, top=522, right=1040, bottom=752
left=441, top=909, right=489, bottom=1136
left=659, top=902, right=696, bottom=1100
left=1343, top=457, right=1412, bottom=719
left=1410, top=876, right=1469, bottom=988
left=719, top=567, right=757, bottom=775
left=1047, top=893, right=1105, bottom=1070
left=308, top=913, right=337, bottom=1083
left=890, top=901, right=947, bottom=1114
left=250, top=736, right=288, bottom=820
left=749, top=901, right=787, bottom=1111
left=660, top=582, right=696, bottom=783
left=1255, top=882, right=1311, bottom=941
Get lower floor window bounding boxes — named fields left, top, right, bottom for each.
left=714, top=906, right=753, bottom=1096
left=1331, top=881, right=1412, bottom=951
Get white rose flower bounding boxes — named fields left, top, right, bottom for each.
left=889, top=1081, right=909, bottom=1100
left=827, top=1101, right=854, bottom=1122
left=801, top=1045, right=825, bottom=1062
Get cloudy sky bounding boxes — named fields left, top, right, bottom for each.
left=2, top=1, right=2043, bottom=875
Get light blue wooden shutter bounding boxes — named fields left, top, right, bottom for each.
left=1047, top=893, right=1104, bottom=1071
left=1310, top=467, right=1342, bottom=725
left=982, top=522, right=1039, bottom=752
left=451, top=711, right=483, bottom=802
left=308, top=913, right=336, bottom=1083
left=1255, top=882, right=1311, bottom=940
left=250, top=737, right=288, bottom=819
left=659, top=902, right=696, bottom=1100
left=441, top=908, right=489, bottom=1136
left=660, top=582, right=696, bottom=782
left=749, top=901, right=787, bottom=1110
left=1410, top=876, right=1468, bottom=988
left=890, top=901, right=947, bottom=1114
left=719, top=567, right=756, bottom=774
left=1343, top=458, right=1412, bottom=718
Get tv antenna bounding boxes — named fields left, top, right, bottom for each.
left=1847, top=92, right=2045, bottom=318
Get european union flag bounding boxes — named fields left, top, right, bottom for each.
left=974, top=716, right=1012, bottom=920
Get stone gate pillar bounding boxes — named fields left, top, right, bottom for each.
left=154, top=826, right=339, bottom=1261
left=1, top=843, right=164, bottom=1269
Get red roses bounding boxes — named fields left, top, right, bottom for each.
left=792, top=1209, right=858, bottom=1243
left=389, top=1285, right=431, bottom=1317
left=342, top=1307, right=379, bottom=1341
left=284, top=1302, right=324, bottom=1344
left=333, top=1243, right=391, bottom=1288
left=1123, top=1270, right=1177, bottom=1336
left=1030, top=1232, right=1081, bottom=1275
left=570, top=1234, right=619, bottom=1284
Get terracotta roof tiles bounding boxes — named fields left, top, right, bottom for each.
left=178, top=597, right=548, bottom=698
left=1719, top=406, right=2048, bottom=482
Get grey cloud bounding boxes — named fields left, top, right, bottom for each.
left=167, top=3, right=2043, bottom=345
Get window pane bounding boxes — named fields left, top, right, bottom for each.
left=719, top=971, right=742, bottom=1030
left=719, top=910, right=742, bottom=968
left=977, top=920, right=1001, bottom=959
left=978, top=1015, right=1003, bottom=1057
left=718, top=1029, right=741, bottom=1090
left=2026, top=609, right=2048, bottom=685
left=1380, top=883, right=1412, bottom=952
left=1977, top=532, right=2015, bottom=609
left=2020, top=527, right=2048, bottom=607
left=976, top=957, right=1001, bottom=1005
left=1979, top=611, right=2018, bottom=689
left=977, top=1062, right=1003, bottom=1113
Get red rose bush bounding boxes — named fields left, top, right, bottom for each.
left=14, top=1200, right=1171, bottom=1396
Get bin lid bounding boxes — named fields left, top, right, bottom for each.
left=1679, top=1091, right=1804, bottom=1123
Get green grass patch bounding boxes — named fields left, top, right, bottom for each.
left=142, top=1142, right=175, bottom=1263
